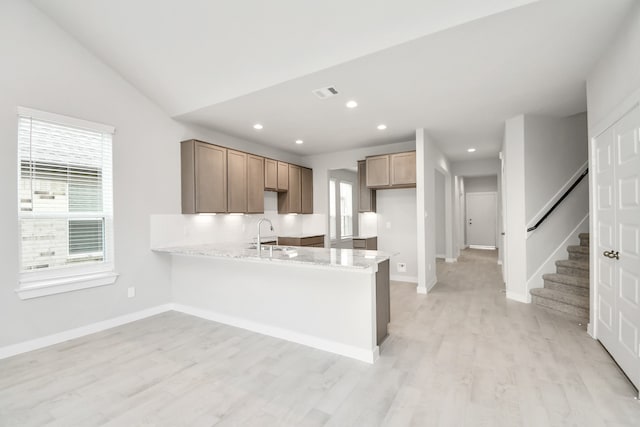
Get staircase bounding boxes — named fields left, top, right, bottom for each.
left=530, top=233, right=590, bottom=320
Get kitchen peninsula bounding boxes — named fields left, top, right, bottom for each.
left=155, top=244, right=390, bottom=363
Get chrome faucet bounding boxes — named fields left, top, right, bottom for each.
left=256, top=218, right=274, bottom=254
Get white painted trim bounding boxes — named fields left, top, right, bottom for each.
left=416, top=286, right=427, bottom=294
left=525, top=214, right=589, bottom=293
left=390, top=274, right=418, bottom=283
left=587, top=322, right=595, bottom=339
left=506, top=291, right=531, bottom=304
left=16, top=271, right=119, bottom=300
left=469, top=245, right=496, bottom=250
left=426, top=276, right=437, bottom=292
left=172, top=303, right=379, bottom=364
left=17, top=106, right=115, bottom=134
left=436, top=253, right=446, bottom=259
left=0, top=304, right=172, bottom=360
left=445, top=258, right=457, bottom=263
left=497, top=260, right=503, bottom=265
left=526, top=160, right=589, bottom=237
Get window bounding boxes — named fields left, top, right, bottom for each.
left=339, top=182, right=353, bottom=238
left=329, top=179, right=336, bottom=240
left=17, top=107, right=117, bottom=299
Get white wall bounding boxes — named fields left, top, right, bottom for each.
left=503, top=115, right=527, bottom=302
left=377, top=189, right=418, bottom=282
left=416, top=129, right=452, bottom=293
left=434, top=171, right=446, bottom=257
left=0, top=0, right=303, bottom=349
left=524, top=113, right=588, bottom=221
left=464, top=176, right=497, bottom=193
left=451, top=158, right=500, bottom=177
left=586, top=1, right=640, bottom=130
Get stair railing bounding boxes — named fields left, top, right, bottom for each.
left=527, top=168, right=589, bottom=232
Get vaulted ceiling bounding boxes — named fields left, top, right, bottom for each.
left=32, top=0, right=635, bottom=159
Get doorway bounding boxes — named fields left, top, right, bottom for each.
left=466, top=192, right=497, bottom=249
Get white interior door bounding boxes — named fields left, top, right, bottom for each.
left=596, top=104, right=640, bottom=390
left=466, top=192, right=497, bottom=248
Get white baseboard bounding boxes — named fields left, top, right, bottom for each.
left=497, top=260, right=503, bottom=265
left=469, top=245, right=496, bottom=250
left=416, top=286, right=427, bottom=294
left=445, top=258, right=457, bottom=263
left=587, top=322, right=595, bottom=339
left=390, top=274, right=418, bottom=283
left=172, top=303, right=379, bottom=364
left=0, top=304, right=173, bottom=360
left=436, top=253, right=445, bottom=259
left=506, top=291, right=531, bottom=304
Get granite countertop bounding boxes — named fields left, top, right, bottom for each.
left=153, top=243, right=390, bottom=270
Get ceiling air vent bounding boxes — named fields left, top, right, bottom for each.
left=312, top=86, right=339, bottom=99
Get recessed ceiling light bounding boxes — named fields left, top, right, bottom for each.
left=253, top=123, right=263, bottom=130
left=295, top=139, right=304, bottom=145
left=467, top=148, right=476, bottom=153
left=377, top=124, right=387, bottom=130
left=346, top=100, right=358, bottom=109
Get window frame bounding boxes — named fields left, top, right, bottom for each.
left=16, top=107, right=118, bottom=300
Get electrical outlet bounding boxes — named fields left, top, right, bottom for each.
left=127, top=287, right=135, bottom=298
left=386, top=222, right=391, bottom=229
left=397, top=262, right=407, bottom=273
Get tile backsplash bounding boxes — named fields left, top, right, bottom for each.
left=151, top=193, right=326, bottom=248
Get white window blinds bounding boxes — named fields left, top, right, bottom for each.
left=17, top=109, right=114, bottom=273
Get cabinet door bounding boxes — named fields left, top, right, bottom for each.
left=277, top=161, right=289, bottom=191
left=301, top=167, right=313, bottom=214
left=366, top=155, right=390, bottom=188
left=264, top=158, right=277, bottom=191
left=288, top=164, right=302, bottom=212
left=278, top=164, right=301, bottom=213
left=358, top=160, right=376, bottom=212
left=227, top=149, right=247, bottom=213
left=390, top=151, right=416, bottom=187
left=183, top=141, right=227, bottom=214
left=247, top=154, right=264, bottom=213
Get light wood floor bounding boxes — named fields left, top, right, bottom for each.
left=2, top=249, right=639, bottom=426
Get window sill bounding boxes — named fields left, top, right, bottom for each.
left=16, top=271, right=119, bottom=300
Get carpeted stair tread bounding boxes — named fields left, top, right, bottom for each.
left=531, top=292, right=589, bottom=319
left=530, top=288, right=589, bottom=308
left=556, top=259, right=589, bottom=270
left=578, top=233, right=590, bottom=240
left=567, top=245, right=589, bottom=254
left=579, top=233, right=590, bottom=247
left=542, top=273, right=589, bottom=288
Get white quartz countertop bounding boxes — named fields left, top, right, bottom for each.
left=153, top=243, right=390, bottom=270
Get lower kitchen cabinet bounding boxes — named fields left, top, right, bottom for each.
left=278, top=235, right=325, bottom=248
left=352, top=236, right=377, bottom=250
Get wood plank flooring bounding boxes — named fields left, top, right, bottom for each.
left=1, top=248, right=639, bottom=426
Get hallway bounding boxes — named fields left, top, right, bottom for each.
left=1, top=249, right=639, bottom=426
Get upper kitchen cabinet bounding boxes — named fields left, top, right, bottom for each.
left=227, top=149, right=248, bottom=213
left=181, top=140, right=227, bottom=214
left=301, top=167, right=313, bottom=214
left=390, top=151, right=416, bottom=187
left=277, top=161, right=289, bottom=192
left=366, top=155, right=390, bottom=187
left=264, top=158, right=277, bottom=191
left=247, top=154, right=265, bottom=213
left=365, top=151, right=416, bottom=189
left=278, top=164, right=301, bottom=214
left=358, top=160, right=376, bottom=212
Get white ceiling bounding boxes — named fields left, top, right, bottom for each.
left=32, top=0, right=634, bottom=160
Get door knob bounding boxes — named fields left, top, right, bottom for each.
left=603, top=250, right=620, bottom=260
